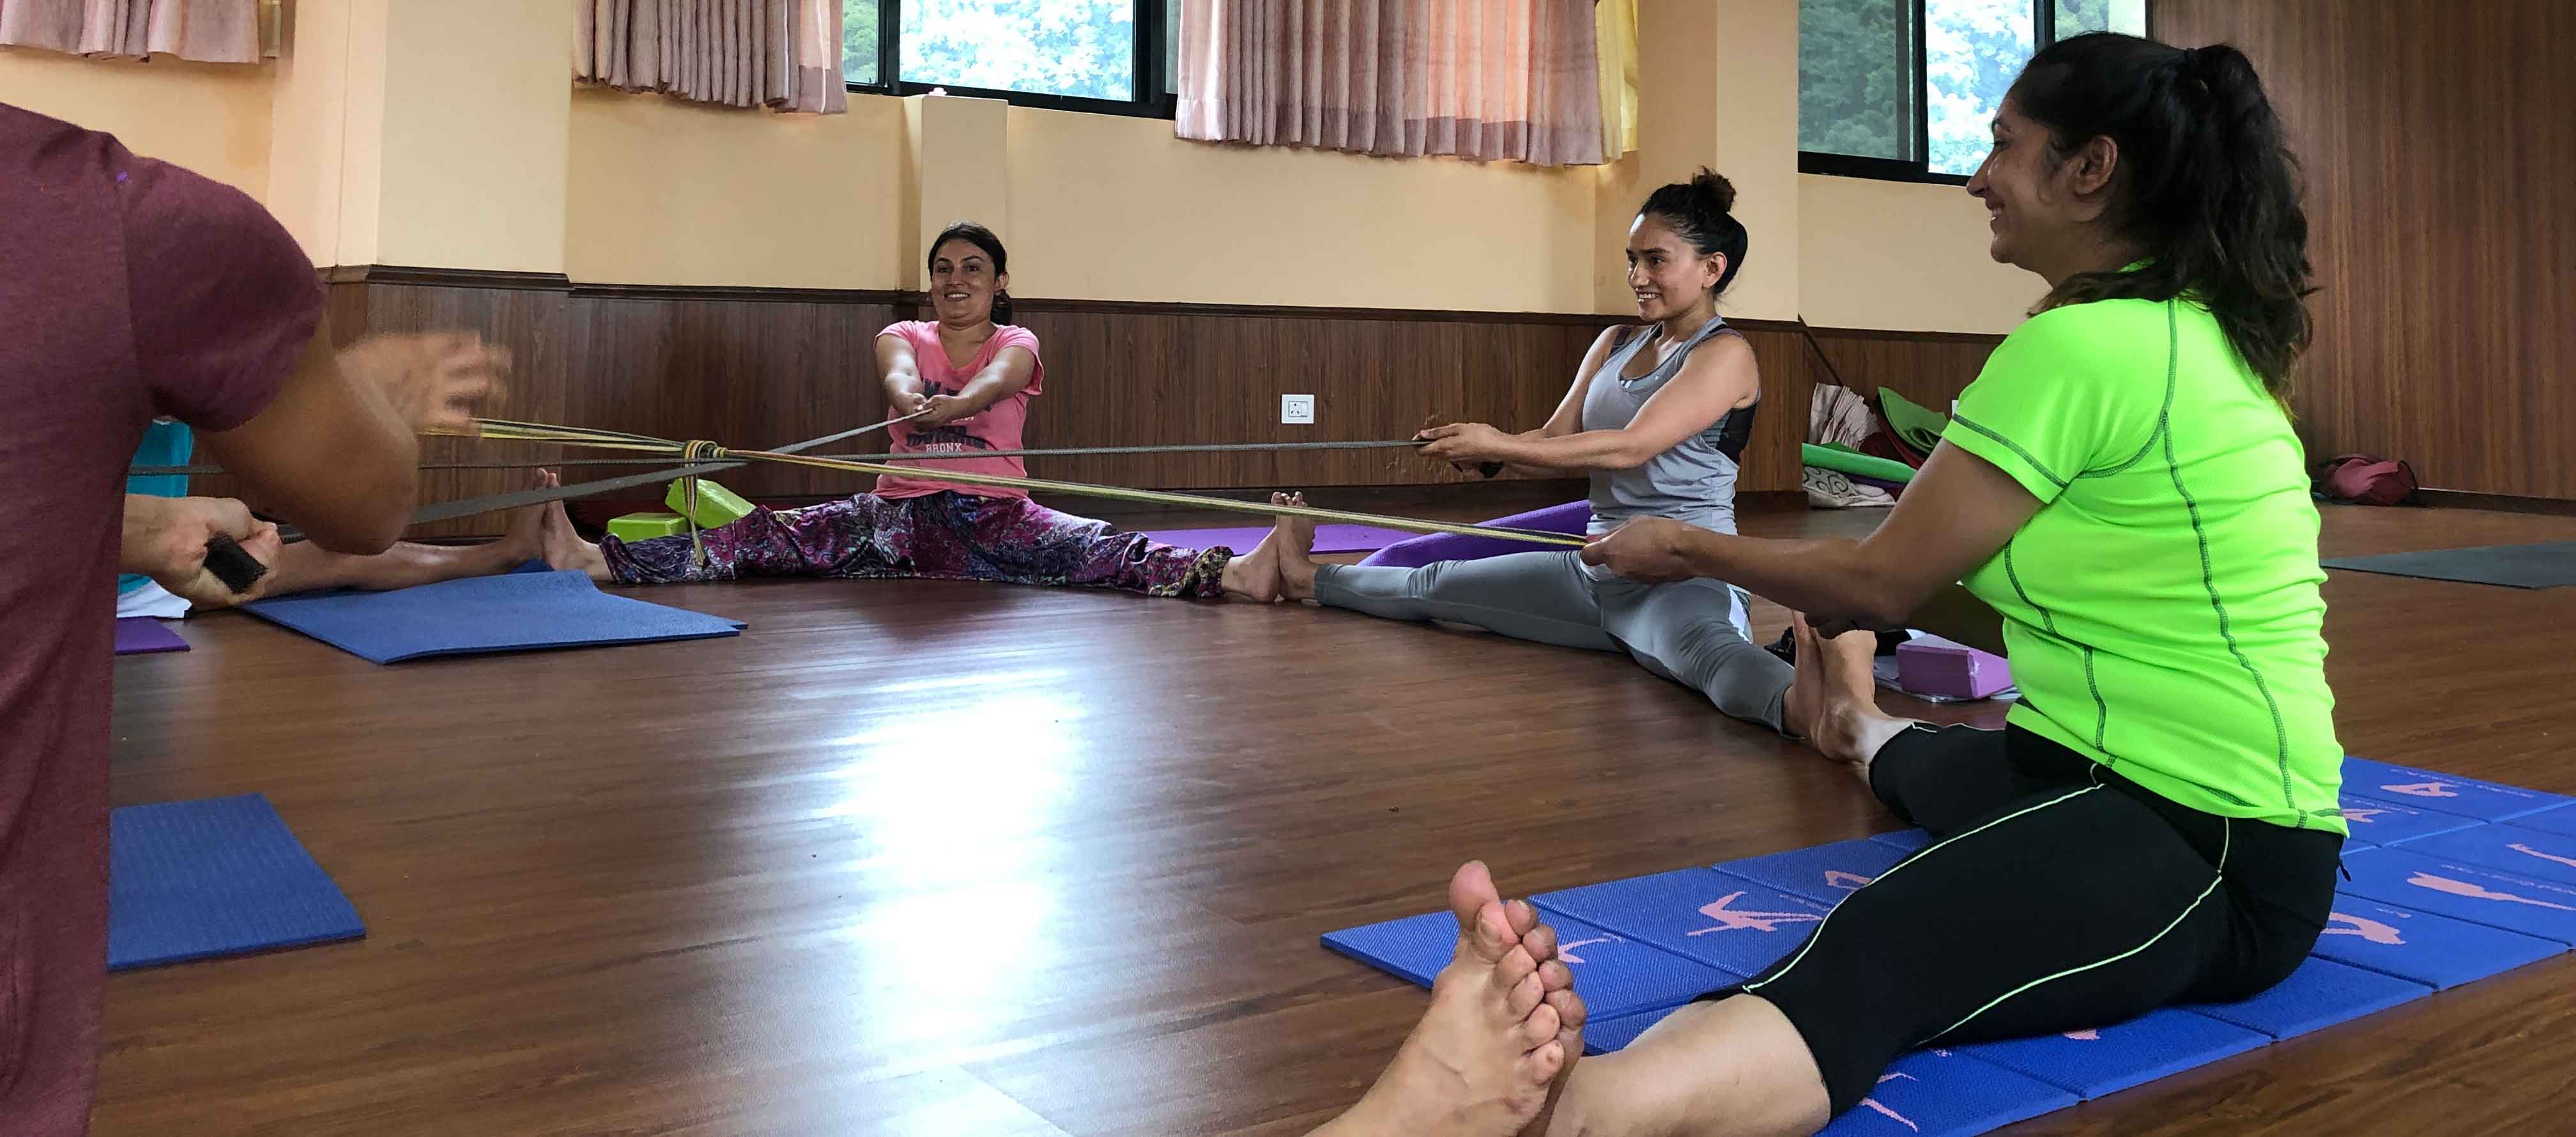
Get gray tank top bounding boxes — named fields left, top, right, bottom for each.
left=1583, top=316, right=1756, bottom=536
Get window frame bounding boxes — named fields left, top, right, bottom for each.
left=844, top=0, right=1178, bottom=120
left=1798, top=0, right=2156, bottom=185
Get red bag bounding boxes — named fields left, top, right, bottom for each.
left=2316, top=454, right=2419, bottom=506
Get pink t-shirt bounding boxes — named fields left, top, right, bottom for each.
left=873, top=321, right=1045, bottom=500
left=0, top=104, right=316, bottom=1134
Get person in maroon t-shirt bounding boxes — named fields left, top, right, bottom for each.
left=0, top=102, right=499, bottom=1134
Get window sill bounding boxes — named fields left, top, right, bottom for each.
left=845, top=80, right=1176, bottom=121
left=1798, top=151, right=1972, bottom=186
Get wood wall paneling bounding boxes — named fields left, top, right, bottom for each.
left=2158, top=0, right=2576, bottom=500
left=263, top=269, right=2005, bottom=536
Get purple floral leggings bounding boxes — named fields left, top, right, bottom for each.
left=601, top=491, right=1233, bottom=598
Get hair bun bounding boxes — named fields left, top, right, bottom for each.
left=1690, top=167, right=1738, bottom=213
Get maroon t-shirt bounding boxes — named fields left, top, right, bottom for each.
left=0, top=103, right=319, bottom=1133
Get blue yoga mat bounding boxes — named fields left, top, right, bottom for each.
left=1818, top=1048, right=2078, bottom=1137
left=1583, top=1007, right=1674, bottom=1055
left=109, top=794, right=364, bottom=970
left=2313, top=895, right=2564, bottom=991
left=1321, top=908, right=1732, bottom=1019
left=1533, top=868, right=1830, bottom=979
left=1715, top=837, right=1910, bottom=905
left=2182, top=956, right=2430, bottom=1040
left=2509, top=803, right=2576, bottom=839
left=2342, top=757, right=2570, bottom=821
left=1869, top=828, right=1933, bottom=855
left=2337, top=846, right=2576, bottom=944
left=2338, top=791, right=2485, bottom=846
left=1952, top=1009, right=2269, bottom=1100
left=242, top=568, right=745, bottom=664
left=2395, top=823, right=2576, bottom=887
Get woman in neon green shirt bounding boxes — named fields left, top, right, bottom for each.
left=1289, top=33, right=2345, bottom=1137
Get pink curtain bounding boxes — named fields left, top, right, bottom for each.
left=1176, top=0, right=1603, bottom=167
left=574, top=0, right=847, bottom=115
left=0, top=0, right=275, bottom=63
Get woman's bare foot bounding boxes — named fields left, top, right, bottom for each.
left=1271, top=492, right=1321, bottom=602
left=1312, top=863, right=1572, bottom=1137
left=494, top=471, right=552, bottom=565
left=1793, top=614, right=1913, bottom=784
left=532, top=471, right=612, bottom=582
left=1218, top=497, right=1290, bottom=602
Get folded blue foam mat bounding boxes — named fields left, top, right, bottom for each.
left=1818, top=1047, right=2079, bottom=1137
left=1715, top=837, right=1910, bottom=905
left=2337, top=846, right=2576, bottom=944
left=2342, top=757, right=2570, bottom=821
left=1533, top=868, right=1830, bottom=979
left=2509, top=803, right=2576, bottom=838
left=1951, top=1008, right=2270, bottom=1100
left=2312, top=895, right=2565, bottom=990
left=1322, top=909, right=1735, bottom=1019
left=109, top=794, right=364, bottom=970
left=2338, top=791, right=2485, bottom=846
left=2396, top=823, right=2576, bottom=887
left=241, top=568, right=745, bottom=664
left=2181, top=956, right=2430, bottom=1039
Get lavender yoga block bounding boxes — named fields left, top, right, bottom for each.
left=1895, top=635, right=2014, bottom=700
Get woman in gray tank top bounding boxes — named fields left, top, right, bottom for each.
left=1266, top=170, right=1811, bottom=736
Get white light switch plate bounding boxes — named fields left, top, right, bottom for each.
left=1281, top=394, right=1315, bottom=424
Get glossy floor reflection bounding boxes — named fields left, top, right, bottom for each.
left=98, top=499, right=2576, bottom=1136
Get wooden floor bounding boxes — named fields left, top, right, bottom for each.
left=100, top=497, right=2576, bottom=1136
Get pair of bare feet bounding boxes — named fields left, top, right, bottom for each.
left=487, top=470, right=614, bottom=582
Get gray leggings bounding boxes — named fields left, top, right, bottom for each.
left=1314, top=551, right=1794, bottom=732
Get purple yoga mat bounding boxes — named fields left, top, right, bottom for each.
left=114, top=617, right=188, bottom=655
left=1134, top=524, right=1413, bottom=555
left=1358, top=500, right=1593, bottom=569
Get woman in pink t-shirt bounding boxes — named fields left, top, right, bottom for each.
left=545, top=223, right=1287, bottom=600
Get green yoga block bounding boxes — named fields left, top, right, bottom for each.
left=663, top=478, right=754, bottom=529
left=606, top=512, right=690, bottom=543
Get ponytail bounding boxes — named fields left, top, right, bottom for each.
left=2009, top=34, right=2313, bottom=399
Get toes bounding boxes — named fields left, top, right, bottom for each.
left=1546, top=986, right=1588, bottom=1033
left=1506, top=970, right=1545, bottom=1019
left=1536, top=959, right=1574, bottom=994
left=1492, top=944, right=1539, bottom=994
left=1504, top=899, right=1539, bottom=940
left=1448, top=862, right=1511, bottom=947
left=1517, top=1001, right=1563, bottom=1049
left=1519, top=1040, right=1567, bottom=1085
left=1521, top=920, right=1559, bottom=965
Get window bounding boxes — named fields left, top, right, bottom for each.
left=1800, top=0, right=2149, bottom=183
left=841, top=0, right=1177, bottom=116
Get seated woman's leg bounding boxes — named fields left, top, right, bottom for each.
left=1304, top=549, right=1621, bottom=653
left=257, top=474, right=553, bottom=598
left=1596, top=579, right=1797, bottom=731
left=922, top=493, right=1272, bottom=599
left=543, top=490, right=900, bottom=585
left=1545, top=781, right=2327, bottom=1136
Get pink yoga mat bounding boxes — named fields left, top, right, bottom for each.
left=114, top=617, right=188, bottom=655
left=1133, top=524, right=1413, bottom=555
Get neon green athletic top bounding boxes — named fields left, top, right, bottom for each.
left=1943, top=296, right=2345, bottom=835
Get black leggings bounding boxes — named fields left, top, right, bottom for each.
left=1724, top=724, right=2344, bottom=1116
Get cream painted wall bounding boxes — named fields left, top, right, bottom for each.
left=1005, top=106, right=1602, bottom=313
left=1707, top=0, right=1800, bottom=322
left=1798, top=174, right=2041, bottom=334
left=371, top=0, right=569, bottom=273
left=0, top=48, right=272, bottom=198
left=565, top=88, right=908, bottom=289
